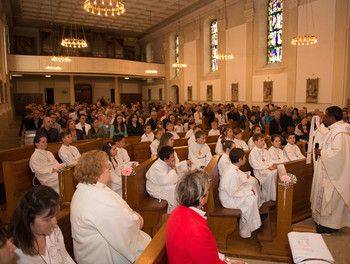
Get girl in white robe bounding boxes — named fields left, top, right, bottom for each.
left=150, top=129, right=164, bottom=157
left=232, top=128, right=249, bottom=151
left=103, top=141, right=122, bottom=197
left=188, top=132, right=212, bottom=169
left=58, top=132, right=81, bottom=166
left=248, top=125, right=267, bottom=150
left=215, top=126, right=234, bottom=154
left=268, top=134, right=287, bottom=164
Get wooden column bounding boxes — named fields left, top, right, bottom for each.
left=69, top=75, right=75, bottom=105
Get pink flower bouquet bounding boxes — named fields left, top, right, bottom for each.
left=56, top=163, right=66, bottom=173
left=122, top=167, right=135, bottom=177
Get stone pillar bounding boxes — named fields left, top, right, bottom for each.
left=69, top=75, right=75, bottom=105
left=244, top=0, right=254, bottom=105
left=114, top=77, right=120, bottom=105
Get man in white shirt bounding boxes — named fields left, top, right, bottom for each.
left=249, top=133, right=278, bottom=202
left=146, top=146, right=181, bottom=213
left=188, top=131, right=212, bottom=169
left=283, top=132, right=306, bottom=161
left=58, top=131, right=81, bottom=166
left=219, top=148, right=263, bottom=238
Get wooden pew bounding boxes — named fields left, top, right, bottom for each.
left=57, top=205, right=74, bottom=260
left=177, top=132, right=186, bottom=138
left=132, top=141, right=152, bottom=164
left=58, top=165, right=78, bottom=204
left=124, top=135, right=142, bottom=144
left=135, top=215, right=168, bottom=264
left=122, top=156, right=168, bottom=237
left=242, top=120, right=250, bottom=140
left=265, top=122, right=270, bottom=136
left=228, top=119, right=240, bottom=130
left=205, top=155, right=241, bottom=250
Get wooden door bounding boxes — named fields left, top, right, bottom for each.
left=45, top=88, right=54, bottom=105
left=75, top=84, right=92, bottom=104
left=120, top=93, right=142, bottom=106
left=13, top=93, right=43, bottom=116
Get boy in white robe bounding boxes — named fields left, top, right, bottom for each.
left=113, top=135, right=137, bottom=168
left=150, top=129, right=164, bottom=157
left=58, top=131, right=81, bottom=166
left=146, top=146, right=181, bottom=213
left=208, top=121, right=220, bottom=136
left=218, top=140, right=236, bottom=177
left=187, top=126, right=200, bottom=147
left=185, top=121, right=196, bottom=138
left=166, top=122, right=180, bottom=139
left=141, top=124, right=154, bottom=142
left=188, top=131, right=212, bottom=169
left=268, top=134, right=288, bottom=164
left=248, top=125, right=267, bottom=150
left=249, top=133, right=278, bottom=202
left=233, top=128, right=249, bottom=151
left=29, top=135, right=60, bottom=193
left=283, top=132, right=306, bottom=161
left=219, top=148, right=262, bottom=238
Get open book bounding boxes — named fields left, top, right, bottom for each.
left=288, top=232, right=334, bottom=264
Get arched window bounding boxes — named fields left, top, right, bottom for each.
left=267, top=0, right=283, bottom=63
left=175, top=35, right=179, bottom=77
left=210, top=20, right=218, bottom=72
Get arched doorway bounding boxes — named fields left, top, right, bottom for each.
left=170, top=85, right=179, bottom=104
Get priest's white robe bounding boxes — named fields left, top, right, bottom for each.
left=58, top=144, right=81, bottom=166
left=233, top=138, right=249, bottom=151
left=141, top=132, right=154, bottom=142
left=146, top=158, right=180, bottom=213
left=311, top=121, right=350, bottom=229
left=248, top=147, right=277, bottom=202
left=219, top=164, right=262, bottom=238
left=29, top=149, right=60, bottom=193
left=283, top=143, right=306, bottom=161
left=188, top=143, right=212, bottom=169
left=268, top=146, right=288, bottom=164
left=208, top=129, right=220, bottom=136
left=150, top=139, right=160, bottom=157
left=248, top=137, right=267, bottom=150
left=108, top=157, right=122, bottom=197
left=71, top=182, right=151, bottom=264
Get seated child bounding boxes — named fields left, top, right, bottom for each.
left=166, top=122, right=180, bottom=139
left=102, top=141, right=122, bottom=197
left=283, top=132, right=306, bottom=161
left=188, top=131, right=212, bottom=169
left=174, top=118, right=184, bottom=133
left=294, top=117, right=309, bottom=141
left=184, top=114, right=194, bottom=132
left=185, top=121, right=196, bottom=138
left=187, top=125, right=201, bottom=146
left=156, top=121, right=164, bottom=130
left=215, top=126, right=234, bottom=155
left=268, top=134, right=287, bottom=163
left=233, top=128, right=249, bottom=151
left=146, top=146, right=181, bottom=213
left=248, top=125, right=267, bottom=150
left=208, top=121, right=220, bottom=136
left=58, top=131, right=81, bottom=166
left=219, top=148, right=263, bottom=238
left=150, top=129, right=164, bottom=157
left=141, top=123, right=154, bottom=142
left=249, top=133, right=278, bottom=202
left=112, top=135, right=137, bottom=168
left=218, top=140, right=236, bottom=177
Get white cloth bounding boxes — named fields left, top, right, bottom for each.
left=215, top=137, right=233, bottom=155
left=188, top=143, right=212, bottom=169
left=194, top=112, right=203, bottom=125
left=218, top=153, right=230, bottom=177
left=233, top=138, right=249, bottom=151
left=29, top=149, right=60, bottom=193
left=208, top=129, right=220, bottom=136
left=185, top=129, right=194, bottom=138
left=174, top=124, right=184, bottom=133
left=150, top=139, right=160, bottom=157
left=174, top=151, right=189, bottom=174
left=187, top=135, right=196, bottom=146
left=248, top=137, right=267, bottom=150
left=141, top=132, right=154, bottom=142
left=71, top=182, right=151, bottom=264
left=108, top=158, right=122, bottom=197
left=268, top=146, right=288, bottom=164
left=169, top=131, right=180, bottom=139
left=15, top=226, right=74, bottom=264
left=76, top=123, right=91, bottom=134
left=283, top=143, right=306, bottom=161
left=146, top=158, right=180, bottom=213
left=248, top=146, right=277, bottom=202
left=311, top=121, right=350, bottom=229
left=219, top=164, right=262, bottom=238
left=58, top=144, right=81, bottom=166
left=116, top=147, right=131, bottom=165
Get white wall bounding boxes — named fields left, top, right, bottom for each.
left=252, top=73, right=287, bottom=103
left=200, top=79, right=221, bottom=102
left=184, top=40, right=197, bottom=101
left=142, top=83, right=165, bottom=101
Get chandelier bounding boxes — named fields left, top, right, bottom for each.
left=172, top=63, right=187, bottom=68
left=215, top=53, right=234, bottom=60
left=46, top=65, right=62, bottom=70
left=61, top=24, right=88, bottom=49
left=145, top=70, right=158, bottom=74
left=84, top=0, right=125, bottom=16
left=51, top=56, right=71, bottom=62
left=291, top=35, right=317, bottom=46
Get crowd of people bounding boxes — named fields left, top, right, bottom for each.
left=0, top=100, right=347, bottom=263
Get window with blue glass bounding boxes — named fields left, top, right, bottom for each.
left=267, top=0, right=283, bottom=63
left=210, top=20, right=218, bottom=72
left=175, top=35, right=179, bottom=77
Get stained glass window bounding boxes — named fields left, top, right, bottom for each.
left=267, top=0, right=283, bottom=63
left=211, top=20, right=218, bottom=72
left=175, top=35, right=179, bottom=77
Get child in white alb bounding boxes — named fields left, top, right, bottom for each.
left=218, top=140, right=236, bottom=177
left=283, top=132, right=306, bottom=161
left=58, top=131, right=81, bottom=166
left=166, top=122, right=180, bottom=139
left=113, top=135, right=138, bottom=168
left=102, top=141, right=122, bottom=197
left=249, top=133, right=278, bottom=202
left=187, top=126, right=201, bottom=147
left=174, top=118, right=184, bottom=133
left=188, top=131, right=212, bottom=169
left=232, top=128, right=249, bottom=151
left=141, top=123, right=155, bottom=142
left=150, top=129, right=164, bottom=157
left=268, top=134, right=287, bottom=163
left=185, top=121, right=196, bottom=138
left=215, top=126, right=234, bottom=155
left=248, top=125, right=267, bottom=150
left=208, top=121, right=220, bottom=136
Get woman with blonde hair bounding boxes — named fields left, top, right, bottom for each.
left=71, top=150, right=151, bottom=264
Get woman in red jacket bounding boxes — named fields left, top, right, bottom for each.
left=166, top=169, right=245, bottom=264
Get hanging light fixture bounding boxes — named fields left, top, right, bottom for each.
left=171, top=63, right=187, bottom=68
left=291, top=0, right=318, bottom=46
left=51, top=56, right=71, bottom=62
left=145, top=70, right=158, bottom=74
left=61, top=24, right=88, bottom=48
left=84, top=0, right=125, bottom=16
left=216, top=0, right=234, bottom=60
left=46, top=65, right=62, bottom=70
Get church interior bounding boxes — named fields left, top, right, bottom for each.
left=0, top=0, right=349, bottom=263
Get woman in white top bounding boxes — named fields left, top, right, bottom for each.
left=10, top=185, right=74, bottom=264
left=103, top=141, right=122, bottom=197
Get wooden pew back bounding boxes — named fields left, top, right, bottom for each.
left=132, top=141, right=152, bottom=164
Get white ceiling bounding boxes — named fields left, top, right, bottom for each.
left=10, top=0, right=213, bottom=37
